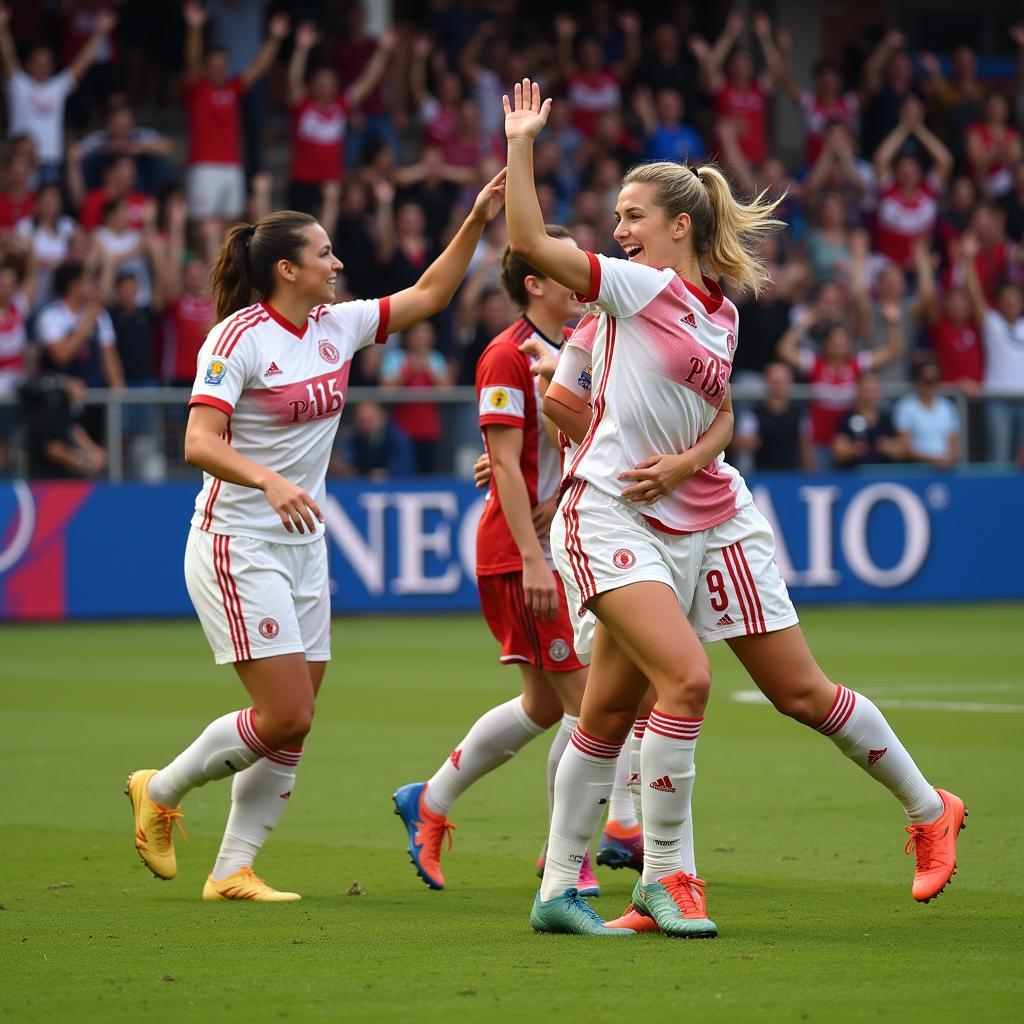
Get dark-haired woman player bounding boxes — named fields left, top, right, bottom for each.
left=126, top=171, right=507, bottom=901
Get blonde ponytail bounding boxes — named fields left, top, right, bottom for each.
left=621, top=161, right=786, bottom=296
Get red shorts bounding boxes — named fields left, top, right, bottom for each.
left=477, top=570, right=585, bottom=673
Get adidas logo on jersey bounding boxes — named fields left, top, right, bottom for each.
left=649, top=774, right=677, bottom=794
left=681, top=311, right=698, bottom=329
left=716, top=613, right=734, bottom=627
left=264, top=361, right=283, bottom=377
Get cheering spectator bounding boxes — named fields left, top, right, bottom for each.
left=893, top=358, right=960, bottom=468
left=806, top=191, right=855, bottom=286
left=75, top=155, right=149, bottom=232
left=0, top=3, right=116, bottom=183
left=0, top=151, right=34, bottom=230
left=380, top=321, right=452, bottom=474
left=860, top=30, right=919, bottom=156
left=76, top=104, right=174, bottom=193
left=373, top=182, right=439, bottom=296
left=332, top=400, right=413, bottom=480
left=733, top=362, right=814, bottom=472
left=632, top=85, right=705, bottom=165
left=14, top=183, right=80, bottom=310
left=638, top=21, right=700, bottom=118
left=410, top=37, right=462, bottom=152
left=0, top=257, right=33, bottom=471
left=803, top=122, right=875, bottom=217
left=930, top=45, right=985, bottom=170
left=965, top=92, right=1021, bottom=200
left=832, top=372, right=900, bottom=468
left=393, top=146, right=471, bottom=248
left=872, top=97, right=953, bottom=269
left=181, top=1, right=288, bottom=254
left=87, top=195, right=155, bottom=307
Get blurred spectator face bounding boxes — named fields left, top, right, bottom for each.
left=822, top=324, right=853, bottom=362
left=947, top=176, right=977, bottom=216
left=944, top=288, right=971, bottom=324
left=969, top=205, right=1003, bottom=246
left=652, top=23, right=679, bottom=58
left=456, top=100, right=479, bottom=134
left=480, top=291, right=511, bottom=333
left=579, top=38, right=604, bottom=74
left=183, top=258, right=207, bottom=294
left=107, top=157, right=137, bottom=196
left=983, top=93, right=1010, bottom=126
left=421, top=146, right=445, bottom=178
left=877, top=263, right=906, bottom=302
left=36, top=185, right=62, bottom=223
left=855, top=373, right=882, bottom=410
left=913, top=361, right=941, bottom=396
left=438, top=73, right=462, bottom=107
left=404, top=321, right=435, bottom=354
left=9, top=134, right=37, bottom=167
left=353, top=401, right=386, bottom=436
left=727, top=49, right=754, bottom=85
left=593, top=112, right=625, bottom=147
left=996, top=283, right=1024, bottom=322
left=574, top=190, right=601, bottom=222
left=818, top=192, right=846, bottom=230
left=115, top=273, right=139, bottom=309
left=547, top=102, right=572, bottom=133
left=814, top=64, right=842, bottom=100
left=763, top=361, right=793, bottom=402
left=593, top=156, right=622, bottom=190
left=310, top=69, right=339, bottom=105
left=342, top=182, right=369, bottom=216
left=0, top=265, right=18, bottom=305
left=569, top=220, right=597, bottom=252
left=533, top=140, right=559, bottom=176
left=894, top=155, right=922, bottom=191
left=26, top=46, right=54, bottom=82
left=655, top=89, right=684, bottom=125
left=205, top=49, right=231, bottom=86
left=5, top=155, right=31, bottom=191
left=104, top=200, right=130, bottom=233
left=815, top=281, right=846, bottom=321
left=107, top=107, right=134, bottom=141
left=396, top=202, right=426, bottom=237
left=885, top=50, right=912, bottom=91
left=952, top=46, right=976, bottom=82
left=758, top=158, right=788, bottom=193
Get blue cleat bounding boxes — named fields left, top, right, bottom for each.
left=393, top=782, right=454, bottom=891
left=530, top=887, right=635, bottom=936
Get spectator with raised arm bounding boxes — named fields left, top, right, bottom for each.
left=181, top=1, right=289, bottom=257
left=802, top=122, right=875, bottom=218
left=14, top=183, right=81, bottom=311
left=928, top=46, right=985, bottom=171
left=632, top=84, right=705, bottom=165
left=965, top=92, right=1022, bottom=201
left=0, top=3, right=116, bottom=184
left=637, top=21, right=701, bottom=120
left=859, top=30, right=919, bottom=156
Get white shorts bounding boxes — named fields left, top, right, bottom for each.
left=186, top=163, right=246, bottom=220
left=184, top=528, right=331, bottom=665
left=552, top=480, right=798, bottom=663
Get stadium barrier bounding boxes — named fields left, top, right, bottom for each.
left=1, top=471, right=1021, bottom=621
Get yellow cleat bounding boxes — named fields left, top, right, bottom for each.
left=125, top=769, right=186, bottom=880
left=202, top=867, right=301, bottom=902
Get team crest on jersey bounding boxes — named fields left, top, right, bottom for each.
left=318, top=340, right=340, bottom=364
left=612, top=548, right=636, bottom=570
left=578, top=365, right=592, bottom=391
left=681, top=311, right=698, bottom=329
left=726, top=332, right=736, bottom=356
left=204, top=358, right=227, bottom=385
left=549, top=639, right=571, bottom=663
left=258, top=617, right=280, bottom=639
left=489, top=387, right=510, bottom=409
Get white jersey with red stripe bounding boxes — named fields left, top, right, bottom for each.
left=553, top=252, right=751, bottom=534
left=188, top=297, right=390, bottom=543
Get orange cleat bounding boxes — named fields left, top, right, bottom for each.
left=605, top=902, right=661, bottom=933
left=393, top=782, right=455, bottom=890
left=905, top=788, right=967, bottom=902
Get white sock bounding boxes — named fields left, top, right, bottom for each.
left=641, top=708, right=702, bottom=885
left=148, top=708, right=283, bottom=807
left=211, top=751, right=302, bottom=880
left=540, top=725, right=621, bottom=901
left=546, top=714, right=577, bottom=818
left=608, top=740, right=637, bottom=827
left=818, top=685, right=943, bottom=823
left=628, top=716, right=648, bottom=825
left=424, top=696, right=545, bottom=816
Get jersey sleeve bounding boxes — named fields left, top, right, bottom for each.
left=188, top=324, right=259, bottom=417
left=477, top=344, right=532, bottom=428
left=329, top=296, right=391, bottom=351
left=35, top=306, right=67, bottom=347
left=575, top=252, right=671, bottom=319
left=96, top=310, right=116, bottom=347
left=549, top=342, right=593, bottom=411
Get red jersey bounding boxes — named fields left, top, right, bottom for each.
left=289, top=96, right=348, bottom=184
left=163, top=293, right=216, bottom=382
left=475, top=317, right=564, bottom=576
left=185, top=77, right=246, bottom=166
left=0, top=190, right=34, bottom=229
left=800, top=90, right=858, bottom=164
left=873, top=175, right=940, bottom=268
left=800, top=350, right=872, bottom=445
left=78, top=188, right=149, bottom=232
left=966, top=122, right=1021, bottom=195
left=929, top=318, right=983, bottom=383
left=713, top=78, right=770, bottom=166
left=566, top=70, right=621, bottom=137
left=442, top=131, right=504, bottom=169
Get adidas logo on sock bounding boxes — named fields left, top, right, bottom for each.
left=649, top=774, right=677, bottom=794
left=279, top=790, right=292, bottom=800
left=867, top=747, right=888, bottom=765
left=716, top=613, right=734, bottom=627
left=264, top=361, right=283, bottom=377
left=628, top=772, right=641, bottom=787
left=449, top=749, right=462, bottom=770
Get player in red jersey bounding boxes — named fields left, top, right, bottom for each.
left=503, top=80, right=965, bottom=938
left=125, top=170, right=508, bottom=901
left=395, top=225, right=618, bottom=894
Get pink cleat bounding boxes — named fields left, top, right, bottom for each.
left=578, top=850, right=600, bottom=898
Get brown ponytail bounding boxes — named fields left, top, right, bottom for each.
left=621, top=161, right=785, bottom=296
left=210, top=210, right=318, bottom=322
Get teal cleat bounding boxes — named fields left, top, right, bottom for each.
left=632, top=871, right=718, bottom=938
left=531, top=887, right=635, bottom=936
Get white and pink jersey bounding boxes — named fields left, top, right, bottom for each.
left=188, top=297, right=390, bottom=543
left=551, top=252, right=751, bottom=534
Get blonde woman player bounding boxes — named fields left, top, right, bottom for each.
left=502, top=79, right=965, bottom=938
left=125, top=171, right=507, bottom=901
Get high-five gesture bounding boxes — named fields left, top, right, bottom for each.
left=503, top=78, right=552, bottom=143
left=469, top=167, right=508, bottom=224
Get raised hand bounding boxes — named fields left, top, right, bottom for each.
left=268, top=12, right=290, bottom=39
left=96, top=9, right=117, bottom=35
left=295, top=21, right=320, bottom=50
left=503, top=78, right=552, bottom=143
left=470, top=167, right=507, bottom=223
left=378, top=27, right=398, bottom=52
left=183, top=1, right=207, bottom=28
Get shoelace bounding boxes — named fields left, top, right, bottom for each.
left=154, top=806, right=189, bottom=846
left=418, top=816, right=456, bottom=853
left=662, top=871, right=708, bottom=917
left=904, top=824, right=938, bottom=870
left=565, top=890, right=606, bottom=927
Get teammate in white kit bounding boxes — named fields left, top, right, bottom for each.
left=126, top=172, right=508, bottom=901
left=502, top=80, right=965, bottom=939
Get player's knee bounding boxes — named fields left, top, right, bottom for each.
left=769, top=682, right=824, bottom=725
left=658, top=661, right=712, bottom=714
left=270, top=705, right=315, bottom=746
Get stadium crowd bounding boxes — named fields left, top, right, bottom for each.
left=0, top=0, right=1023, bottom=479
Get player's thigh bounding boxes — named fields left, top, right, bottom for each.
left=184, top=529, right=307, bottom=666
left=543, top=664, right=588, bottom=716
left=290, top=537, right=332, bottom=665
left=578, top=620, right=651, bottom=743
left=234, top=652, right=316, bottom=735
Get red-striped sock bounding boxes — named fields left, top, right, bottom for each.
left=628, top=716, right=649, bottom=824
left=818, top=685, right=943, bottom=823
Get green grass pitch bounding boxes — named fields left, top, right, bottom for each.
left=2, top=605, right=1022, bottom=1023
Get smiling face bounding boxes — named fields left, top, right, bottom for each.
left=276, top=223, right=343, bottom=306
left=613, top=182, right=688, bottom=270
